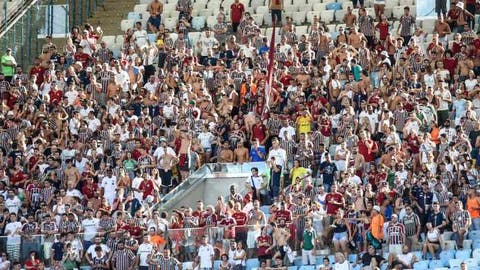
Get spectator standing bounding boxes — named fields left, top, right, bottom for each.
left=386, top=214, right=406, bottom=256
left=4, top=213, right=22, bottom=262
left=147, top=0, right=163, bottom=33
left=0, top=48, right=16, bottom=82
left=268, top=0, right=283, bottom=25
left=401, top=205, right=421, bottom=251
left=398, top=6, right=416, bottom=46
left=111, top=241, right=137, bottom=270
left=197, top=236, right=215, bottom=270
left=466, top=187, right=480, bottom=230
left=301, top=219, right=316, bottom=266
left=452, top=201, right=472, bottom=249
left=230, top=0, right=245, bottom=33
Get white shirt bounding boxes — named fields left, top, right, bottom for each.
left=279, top=126, right=296, bottom=141
left=66, top=188, right=83, bottom=199
left=100, top=176, right=117, bottom=202
left=197, top=244, right=215, bottom=268
left=134, top=29, right=149, bottom=49
left=268, top=147, right=287, bottom=167
left=65, top=90, right=79, bottom=106
left=80, top=107, right=94, bottom=118
left=82, top=217, right=99, bottom=241
left=5, top=196, right=21, bottom=214
left=197, top=132, right=215, bottom=149
left=69, top=118, right=80, bottom=135
left=247, top=175, right=263, bottom=189
left=74, top=158, right=89, bottom=174
left=137, top=243, right=153, bottom=266
left=153, top=146, right=177, bottom=161
left=198, top=35, right=218, bottom=56
left=144, top=81, right=158, bottom=95
left=86, top=117, right=101, bottom=132
left=4, top=221, right=22, bottom=243
left=132, top=177, right=144, bottom=200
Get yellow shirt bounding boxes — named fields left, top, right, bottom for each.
left=290, top=166, right=308, bottom=185
left=296, top=115, right=312, bottom=134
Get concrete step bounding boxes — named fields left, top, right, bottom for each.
left=86, top=0, right=137, bottom=36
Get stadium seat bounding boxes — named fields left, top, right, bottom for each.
left=250, top=0, right=265, bottom=8
left=134, top=4, right=148, bottom=13
left=443, top=231, right=454, bottom=241
left=335, top=10, right=346, bottom=23
left=296, top=25, right=308, bottom=36
left=246, top=259, right=260, bottom=269
left=288, top=267, right=298, bottom=270
left=342, top=1, right=354, bottom=10
left=322, top=0, right=336, bottom=4
left=434, top=268, right=449, bottom=270
left=421, top=18, right=436, bottom=33
left=439, top=250, right=455, bottom=267
left=464, top=239, right=473, bottom=250
left=198, top=9, right=212, bottom=17
left=455, top=249, right=472, bottom=260
left=473, top=249, right=480, bottom=259
left=450, top=259, right=463, bottom=268
left=294, top=257, right=303, bottom=266
left=127, top=12, right=141, bottom=20
left=284, top=5, right=298, bottom=14
left=313, top=3, right=327, bottom=11
left=392, top=6, right=405, bottom=19
left=469, top=230, right=480, bottom=240
left=139, top=0, right=150, bottom=4
left=307, top=11, right=318, bottom=23
left=207, top=1, right=221, bottom=10
left=298, top=3, right=313, bottom=12
left=443, top=240, right=456, bottom=250
left=206, top=16, right=217, bottom=28
left=256, top=6, right=269, bottom=15
left=464, top=258, right=478, bottom=268
left=292, top=12, right=306, bottom=25
left=147, top=34, right=156, bottom=43
left=413, top=261, right=429, bottom=270
left=299, top=266, right=316, bottom=270
left=320, top=10, right=335, bottom=24
left=252, top=14, right=263, bottom=26
left=163, top=17, right=177, bottom=31
left=326, top=2, right=342, bottom=10
left=348, top=254, right=358, bottom=263
left=191, top=16, right=206, bottom=31
left=429, top=260, right=444, bottom=269
left=120, top=19, right=135, bottom=31
left=101, top=35, right=116, bottom=46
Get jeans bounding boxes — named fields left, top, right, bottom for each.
left=269, top=165, right=282, bottom=199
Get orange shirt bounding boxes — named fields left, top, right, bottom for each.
left=371, top=214, right=384, bottom=240
left=467, top=196, right=480, bottom=219
left=430, top=127, right=440, bottom=145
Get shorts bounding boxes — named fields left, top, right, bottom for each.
left=258, top=254, right=272, bottom=261
left=247, top=230, right=261, bottom=249
left=179, top=153, right=188, bottom=171
left=333, top=231, right=348, bottom=242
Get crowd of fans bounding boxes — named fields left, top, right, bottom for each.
left=0, top=0, right=480, bottom=269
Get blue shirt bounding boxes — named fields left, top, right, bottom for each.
left=250, top=146, right=266, bottom=162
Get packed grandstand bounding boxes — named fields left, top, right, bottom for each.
left=0, top=0, right=480, bottom=269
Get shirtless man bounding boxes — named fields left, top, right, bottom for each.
left=218, top=141, right=234, bottom=162
left=343, top=7, right=357, bottom=28
left=64, top=159, right=80, bottom=188
left=317, top=27, right=331, bottom=59
left=348, top=27, right=365, bottom=49
left=435, top=15, right=451, bottom=45
left=246, top=200, right=267, bottom=257
left=271, top=220, right=291, bottom=262
left=350, top=146, right=366, bottom=176
left=457, top=54, right=474, bottom=81
left=234, top=142, right=249, bottom=163
left=106, top=75, right=119, bottom=99
left=177, top=129, right=192, bottom=181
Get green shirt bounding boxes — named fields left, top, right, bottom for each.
left=302, top=228, right=316, bottom=250
left=0, top=54, right=15, bottom=76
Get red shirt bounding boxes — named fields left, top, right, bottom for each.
left=252, top=123, right=267, bottom=143
left=230, top=3, right=245, bottom=23
left=376, top=22, right=389, bottom=40
left=357, top=139, right=377, bottom=162
left=139, top=179, right=154, bottom=199
left=49, top=89, right=64, bottom=104
left=10, top=170, right=26, bottom=188
left=257, top=235, right=272, bottom=256
left=231, top=211, right=247, bottom=226
left=121, top=224, right=143, bottom=238
left=275, top=209, right=292, bottom=223
left=82, top=183, right=98, bottom=199
left=30, top=66, right=45, bottom=86
left=24, top=259, right=41, bottom=270
left=325, top=192, right=343, bottom=215
left=443, top=57, right=457, bottom=77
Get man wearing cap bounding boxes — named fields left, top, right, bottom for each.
left=1, top=48, right=16, bottom=82
left=386, top=214, right=406, bottom=255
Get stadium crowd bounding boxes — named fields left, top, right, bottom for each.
left=0, top=0, right=480, bottom=269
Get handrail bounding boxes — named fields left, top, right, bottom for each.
left=0, top=0, right=40, bottom=39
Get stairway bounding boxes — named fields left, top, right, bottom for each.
left=87, top=0, right=138, bottom=36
